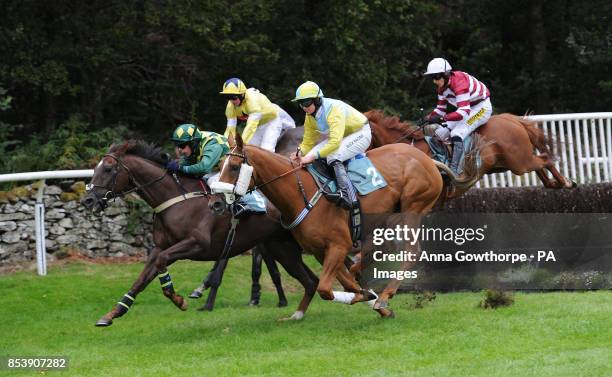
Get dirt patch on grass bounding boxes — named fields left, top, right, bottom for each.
left=0, top=250, right=145, bottom=275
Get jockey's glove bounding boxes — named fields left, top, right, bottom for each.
left=166, top=160, right=180, bottom=173
left=427, top=114, right=444, bottom=125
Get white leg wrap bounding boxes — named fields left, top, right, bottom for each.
left=332, top=291, right=356, bottom=304
left=290, top=310, right=304, bottom=320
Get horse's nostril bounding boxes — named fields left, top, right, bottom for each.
left=81, top=197, right=95, bottom=209
left=209, top=200, right=225, bottom=214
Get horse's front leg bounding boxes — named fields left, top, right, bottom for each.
left=96, top=246, right=163, bottom=326
left=317, top=244, right=350, bottom=301
left=259, top=245, right=288, bottom=307
left=197, top=258, right=229, bottom=311
left=154, top=237, right=202, bottom=310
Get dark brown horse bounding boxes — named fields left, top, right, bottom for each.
left=210, top=135, right=481, bottom=317
left=366, top=109, right=576, bottom=197
left=81, top=140, right=319, bottom=326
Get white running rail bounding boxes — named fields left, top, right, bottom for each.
left=476, top=112, right=612, bottom=188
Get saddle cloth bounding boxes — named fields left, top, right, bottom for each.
left=306, top=154, right=387, bottom=196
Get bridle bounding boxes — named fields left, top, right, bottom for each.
left=391, top=118, right=429, bottom=144
left=223, top=148, right=302, bottom=195
left=87, top=153, right=168, bottom=209
left=218, top=147, right=324, bottom=229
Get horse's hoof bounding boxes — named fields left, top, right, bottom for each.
left=197, top=304, right=213, bottom=312
left=277, top=311, right=304, bottom=321
left=277, top=300, right=288, bottom=307
left=95, top=318, right=113, bottom=327
left=188, top=290, right=203, bottom=299
left=248, top=300, right=260, bottom=306
left=380, top=308, right=395, bottom=319
left=177, top=297, right=188, bottom=311
left=372, top=299, right=388, bottom=310
left=365, top=289, right=378, bottom=301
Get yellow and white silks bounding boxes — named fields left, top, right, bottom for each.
left=224, top=88, right=295, bottom=152
left=300, top=97, right=371, bottom=163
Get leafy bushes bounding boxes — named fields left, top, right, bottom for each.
left=1, top=114, right=129, bottom=175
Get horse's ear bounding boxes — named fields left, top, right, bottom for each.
left=227, top=134, right=236, bottom=148
left=116, top=141, right=131, bottom=156
left=235, top=133, right=244, bottom=149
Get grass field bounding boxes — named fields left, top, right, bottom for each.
left=0, top=256, right=610, bottom=377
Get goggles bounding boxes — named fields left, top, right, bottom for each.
left=297, top=98, right=315, bottom=109
left=429, top=73, right=446, bottom=80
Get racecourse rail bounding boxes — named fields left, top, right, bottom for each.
left=1, top=112, right=610, bottom=275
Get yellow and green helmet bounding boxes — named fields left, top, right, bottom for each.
left=292, top=81, right=324, bottom=102
left=171, top=124, right=202, bottom=143
left=220, top=78, right=247, bottom=95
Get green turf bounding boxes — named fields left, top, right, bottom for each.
left=0, top=256, right=610, bottom=377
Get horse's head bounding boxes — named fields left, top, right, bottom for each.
left=82, top=141, right=169, bottom=212
left=209, top=135, right=253, bottom=213
left=81, top=143, right=134, bottom=212
left=365, top=109, right=426, bottom=148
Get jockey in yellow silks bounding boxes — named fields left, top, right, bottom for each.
left=290, top=81, right=372, bottom=210
left=220, top=78, right=295, bottom=152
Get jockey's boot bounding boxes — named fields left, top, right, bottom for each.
left=330, top=160, right=353, bottom=210
left=449, top=136, right=464, bottom=175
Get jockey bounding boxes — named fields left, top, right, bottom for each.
left=424, top=58, right=493, bottom=174
left=166, top=124, right=229, bottom=179
left=220, top=77, right=295, bottom=152
left=290, top=81, right=372, bottom=210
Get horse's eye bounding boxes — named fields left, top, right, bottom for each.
left=230, top=165, right=240, bottom=172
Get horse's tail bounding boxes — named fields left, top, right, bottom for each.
left=514, top=114, right=556, bottom=157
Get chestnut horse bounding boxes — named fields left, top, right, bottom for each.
left=211, top=135, right=481, bottom=317
left=366, top=110, right=575, bottom=197
left=82, top=141, right=319, bottom=326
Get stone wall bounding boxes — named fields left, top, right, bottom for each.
left=0, top=181, right=154, bottom=266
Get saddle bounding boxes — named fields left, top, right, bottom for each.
left=424, top=133, right=474, bottom=175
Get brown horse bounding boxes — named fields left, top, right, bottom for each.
left=81, top=140, right=319, bottom=326
left=366, top=109, right=576, bottom=197
left=210, top=135, right=481, bottom=317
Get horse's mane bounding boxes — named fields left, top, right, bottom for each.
left=244, top=144, right=292, bottom=165
left=108, top=140, right=166, bottom=165
left=365, top=109, right=419, bottom=133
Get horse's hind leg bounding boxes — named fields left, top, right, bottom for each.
left=189, top=260, right=221, bottom=299
left=95, top=246, right=163, bottom=326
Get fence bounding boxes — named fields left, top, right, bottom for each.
left=0, top=170, right=93, bottom=275
left=476, top=112, right=612, bottom=188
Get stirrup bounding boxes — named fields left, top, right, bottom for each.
left=336, top=192, right=352, bottom=210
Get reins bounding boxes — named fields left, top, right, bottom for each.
left=391, top=118, right=428, bottom=144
